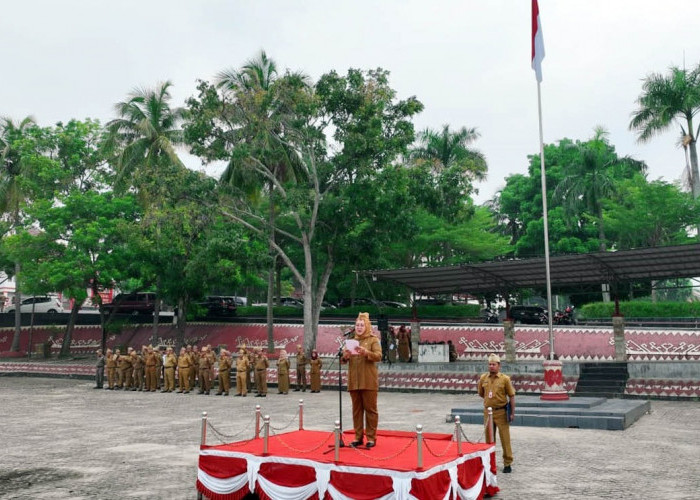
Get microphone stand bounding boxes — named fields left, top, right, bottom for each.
left=324, top=340, right=347, bottom=453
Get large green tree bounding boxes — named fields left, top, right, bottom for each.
left=630, top=64, right=700, bottom=197
left=0, top=116, right=40, bottom=352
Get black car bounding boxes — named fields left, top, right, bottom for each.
left=100, top=292, right=157, bottom=315
left=196, top=296, right=237, bottom=317
left=508, top=305, right=548, bottom=324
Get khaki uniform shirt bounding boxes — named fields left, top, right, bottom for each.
left=478, top=372, right=515, bottom=408
left=296, top=352, right=307, bottom=369
left=177, top=354, right=191, bottom=369
left=254, top=355, right=269, bottom=371
left=164, top=353, right=177, bottom=368
left=236, top=357, right=249, bottom=372
left=346, top=334, right=382, bottom=391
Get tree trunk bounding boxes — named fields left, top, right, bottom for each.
left=10, top=261, right=22, bottom=352
left=152, top=289, right=161, bottom=347
left=175, top=296, right=187, bottom=352
left=60, top=300, right=81, bottom=357
left=266, top=183, right=276, bottom=353
left=689, top=134, right=699, bottom=198
left=597, top=205, right=611, bottom=303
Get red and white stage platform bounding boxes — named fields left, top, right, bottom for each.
left=197, top=429, right=498, bottom=500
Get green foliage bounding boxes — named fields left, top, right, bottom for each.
left=581, top=300, right=700, bottom=318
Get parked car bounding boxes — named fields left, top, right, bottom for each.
left=100, top=292, right=157, bottom=315
left=509, top=305, right=548, bottom=324
left=278, top=297, right=304, bottom=308
left=336, top=298, right=380, bottom=308
left=6, top=296, right=64, bottom=314
left=195, top=296, right=237, bottom=317
left=381, top=300, right=408, bottom=308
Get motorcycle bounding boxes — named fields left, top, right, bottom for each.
left=553, top=306, right=576, bottom=325
left=481, top=308, right=499, bottom=324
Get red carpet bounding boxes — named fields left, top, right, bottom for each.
left=197, top=429, right=498, bottom=499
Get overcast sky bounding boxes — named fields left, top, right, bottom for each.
left=2, top=0, right=699, bottom=204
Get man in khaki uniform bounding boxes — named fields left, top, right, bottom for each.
left=144, top=346, right=158, bottom=392
left=478, top=353, right=516, bottom=473
left=198, top=346, right=213, bottom=395
left=253, top=348, right=269, bottom=397
left=342, top=312, right=382, bottom=449
left=294, top=344, right=307, bottom=392
left=177, top=347, right=192, bottom=393
left=235, top=349, right=249, bottom=396
left=131, top=349, right=144, bottom=391
left=119, top=348, right=134, bottom=390
left=216, top=350, right=232, bottom=396
left=105, top=349, right=117, bottom=390
left=162, top=347, right=177, bottom=392
left=188, top=345, right=199, bottom=390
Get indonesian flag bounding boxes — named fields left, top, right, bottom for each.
left=531, top=0, right=545, bottom=82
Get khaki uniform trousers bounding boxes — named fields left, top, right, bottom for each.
left=107, top=367, right=116, bottom=389
left=296, top=368, right=307, bottom=390
left=124, top=367, right=134, bottom=389
left=255, top=369, right=267, bottom=395
left=164, top=367, right=176, bottom=392
left=199, top=368, right=211, bottom=393
left=236, top=372, right=247, bottom=396
left=350, top=390, right=378, bottom=443
left=218, top=370, right=230, bottom=394
left=145, top=366, right=157, bottom=391
left=178, top=367, right=191, bottom=392
left=484, top=408, right=513, bottom=466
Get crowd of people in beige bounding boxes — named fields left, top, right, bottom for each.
left=96, top=343, right=322, bottom=397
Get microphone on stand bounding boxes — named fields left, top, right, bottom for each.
left=342, top=329, right=354, bottom=337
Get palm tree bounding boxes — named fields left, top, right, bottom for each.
left=629, top=65, right=700, bottom=197
left=106, top=81, right=185, bottom=194
left=106, top=82, right=186, bottom=344
left=0, top=115, right=36, bottom=352
left=411, top=124, right=487, bottom=180
left=216, top=51, right=309, bottom=352
left=555, top=127, right=646, bottom=301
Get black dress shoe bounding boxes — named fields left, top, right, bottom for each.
left=365, top=442, right=376, bottom=449
left=349, top=440, right=363, bottom=447
left=234, top=394, right=242, bottom=397
left=503, top=465, right=512, bottom=473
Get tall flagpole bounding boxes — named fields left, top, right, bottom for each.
left=532, top=0, right=568, bottom=400
left=536, top=82, right=554, bottom=360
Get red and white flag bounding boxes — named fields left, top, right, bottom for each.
left=531, top=0, right=545, bottom=82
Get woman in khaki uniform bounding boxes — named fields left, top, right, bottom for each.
left=162, top=347, right=177, bottom=392
left=235, top=349, right=249, bottom=396
left=309, top=350, right=323, bottom=393
left=277, top=350, right=290, bottom=394
left=342, top=312, right=382, bottom=449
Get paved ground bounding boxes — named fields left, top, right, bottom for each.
left=1, top=377, right=699, bottom=499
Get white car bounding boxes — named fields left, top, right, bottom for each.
left=6, top=296, right=64, bottom=314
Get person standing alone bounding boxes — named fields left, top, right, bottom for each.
left=342, top=312, right=382, bottom=449
left=478, top=353, right=516, bottom=473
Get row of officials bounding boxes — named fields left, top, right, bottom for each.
left=95, top=344, right=324, bottom=397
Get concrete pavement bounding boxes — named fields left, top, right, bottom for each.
left=1, top=377, right=699, bottom=499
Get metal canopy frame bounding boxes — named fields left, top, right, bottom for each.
left=364, top=244, right=700, bottom=296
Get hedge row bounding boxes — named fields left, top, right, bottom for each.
left=580, top=301, right=700, bottom=318
left=237, top=304, right=481, bottom=319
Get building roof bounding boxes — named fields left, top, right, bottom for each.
left=365, top=244, right=700, bottom=295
